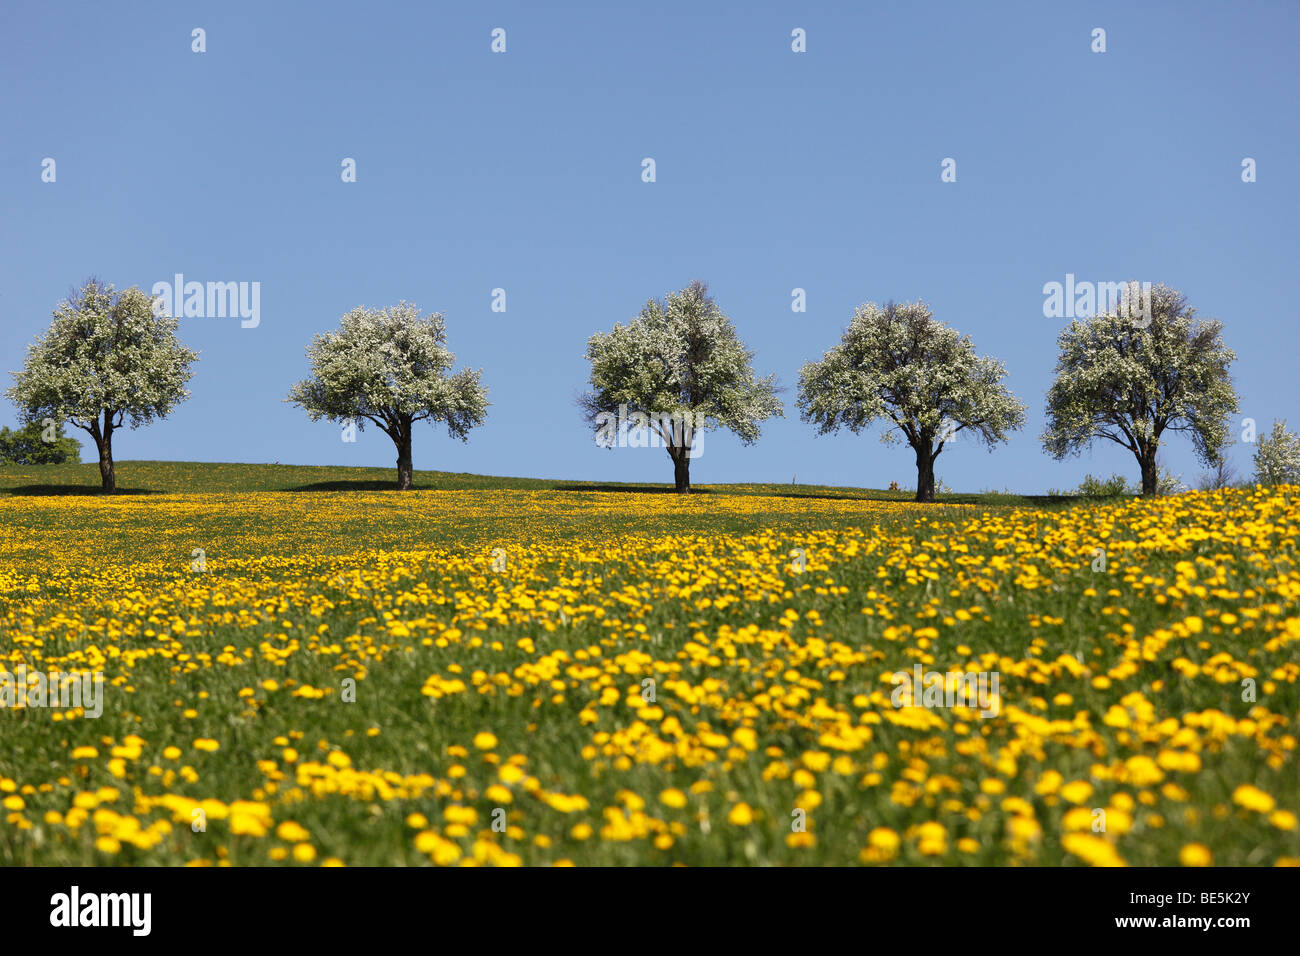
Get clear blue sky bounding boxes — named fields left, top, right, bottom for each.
left=3, top=0, right=1297, bottom=492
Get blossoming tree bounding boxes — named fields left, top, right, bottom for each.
left=287, top=303, right=489, bottom=490
left=7, top=278, right=198, bottom=493
left=797, top=300, right=1025, bottom=502
left=580, top=281, right=783, bottom=493
left=1042, top=284, right=1238, bottom=496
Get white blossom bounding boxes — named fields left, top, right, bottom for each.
left=1253, top=420, right=1300, bottom=486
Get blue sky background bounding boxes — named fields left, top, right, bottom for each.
left=2, top=0, right=1297, bottom=492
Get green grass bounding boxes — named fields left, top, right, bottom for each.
left=0, top=458, right=1070, bottom=507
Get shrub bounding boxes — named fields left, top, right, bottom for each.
left=1075, top=473, right=1133, bottom=497
left=1155, top=465, right=1187, bottom=496
left=0, top=419, right=81, bottom=465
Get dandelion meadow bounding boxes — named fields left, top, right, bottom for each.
left=0, top=464, right=1295, bottom=867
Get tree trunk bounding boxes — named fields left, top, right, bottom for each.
left=97, top=416, right=115, bottom=494
left=395, top=422, right=413, bottom=491
left=914, top=445, right=936, bottom=503
left=672, top=449, right=691, bottom=494
left=1138, top=445, right=1159, bottom=496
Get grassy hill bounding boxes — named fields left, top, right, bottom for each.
left=0, top=459, right=1065, bottom=506
left=0, top=462, right=1294, bottom=865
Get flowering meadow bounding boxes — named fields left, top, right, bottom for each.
left=0, top=472, right=1297, bottom=866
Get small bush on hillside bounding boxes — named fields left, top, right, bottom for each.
left=1155, top=460, right=1187, bottom=496
left=0, top=420, right=81, bottom=465
left=1075, top=473, right=1133, bottom=497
